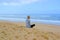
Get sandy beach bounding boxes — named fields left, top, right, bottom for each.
left=0, top=21, right=60, bottom=40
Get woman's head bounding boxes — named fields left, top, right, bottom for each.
left=27, top=16, right=30, bottom=19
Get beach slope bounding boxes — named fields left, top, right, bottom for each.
left=0, top=21, right=60, bottom=40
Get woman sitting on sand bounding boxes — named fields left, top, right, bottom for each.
left=26, top=16, right=35, bottom=28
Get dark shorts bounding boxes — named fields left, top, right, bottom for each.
left=31, top=24, right=35, bottom=28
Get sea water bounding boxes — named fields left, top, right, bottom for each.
left=0, top=14, right=60, bottom=25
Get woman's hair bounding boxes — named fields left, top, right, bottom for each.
left=27, top=16, right=30, bottom=19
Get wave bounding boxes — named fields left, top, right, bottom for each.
left=0, top=17, right=60, bottom=25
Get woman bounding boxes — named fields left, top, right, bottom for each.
left=26, top=16, right=35, bottom=28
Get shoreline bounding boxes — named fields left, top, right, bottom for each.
left=0, top=20, right=60, bottom=26
left=0, top=20, right=60, bottom=30
left=0, top=17, right=60, bottom=25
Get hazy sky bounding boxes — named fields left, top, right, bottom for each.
left=0, top=0, right=60, bottom=14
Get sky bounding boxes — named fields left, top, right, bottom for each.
left=0, top=0, right=60, bottom=14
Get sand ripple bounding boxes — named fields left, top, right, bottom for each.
left=0, top=22, right=60, bottom=40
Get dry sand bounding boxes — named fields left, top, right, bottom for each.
left=0, top=21, right=60, bottom=40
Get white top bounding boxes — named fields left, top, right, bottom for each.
left=26, top=19, right=31, bottom=28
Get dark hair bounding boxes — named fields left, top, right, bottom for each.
left=27, top=16, right=30, bottom=19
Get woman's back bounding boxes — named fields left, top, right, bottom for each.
left=26, top=16, right=31, bottom=28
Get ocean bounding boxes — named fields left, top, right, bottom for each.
left=0, top=14, right=60, bottom=25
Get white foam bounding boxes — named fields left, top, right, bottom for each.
left=0, top=17, right=60, bottom=25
